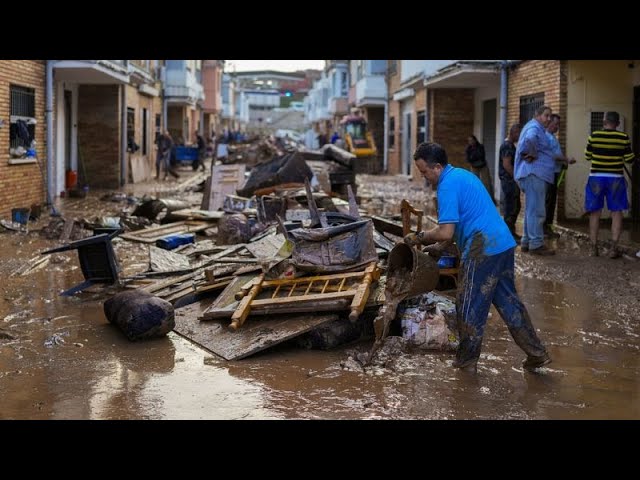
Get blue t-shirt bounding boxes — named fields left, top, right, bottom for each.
left=437, top=164, right=516, bottom=261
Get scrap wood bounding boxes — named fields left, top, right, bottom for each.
left=149, top=245, right=191, bottom=272
left=171, top=209, right=225, bottom=220
left=174, top=298, right=339, bottom=360
left=11, top=255, right=50, bottom=277
left=175, top=171, right=206, bottom=190
left=120, top=220, right=212, bottom=243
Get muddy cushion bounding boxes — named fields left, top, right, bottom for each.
left=104, top=290, right=175, bottom=341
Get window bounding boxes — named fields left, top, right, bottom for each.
left=155, top=113, right=161, bottom=134
left=389, top=116, right=395, bottom=149
left=519, top=93, right=545, bottom=126
left=417, top=110, right=426, bottom=144
left=340, top=71, right=348, bottom=96
left=9, top=85, right=36, bottom=150
left=142, top=108, right=148, bottom=156
left=127, top=107, right=135, bottom=151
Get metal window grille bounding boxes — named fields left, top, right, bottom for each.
left=417, top=110, right=426, bottom=144
left=590, top=112, right=604, bottom=133
left=519, top=93, right=544, bottom=126
left=9, top=85, right=36, bottom=149
left=389, top=116, right=395, bottom=148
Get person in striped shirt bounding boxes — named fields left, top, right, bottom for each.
left=584, top=111, right=635, bottom=258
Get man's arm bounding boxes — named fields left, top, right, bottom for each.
left=405, top=223, right=455, bottom=246
left=502, top=152, right=514, bottom=177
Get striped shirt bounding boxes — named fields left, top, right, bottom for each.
left=585, top=129, right=634, bottom=176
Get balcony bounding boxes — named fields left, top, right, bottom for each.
left=355, top=75, right=386, bottom=107
left=164, top=68, right=204, bottom=105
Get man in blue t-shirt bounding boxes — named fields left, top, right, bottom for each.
left=404, top=142, right=551, bottom=372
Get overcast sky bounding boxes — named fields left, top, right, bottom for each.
left=225, top=60, right=324, bottom=72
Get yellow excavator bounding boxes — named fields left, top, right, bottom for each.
left=341, top=113, right=377, bottom=158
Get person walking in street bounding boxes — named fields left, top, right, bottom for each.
left=584, top=111, right=635, bottom=258
left=514, top=105, right=556, bottom=255
left=404, top=142, right=552, bottom=373
left=499, top=123, right=522, bottom=242
left=544, top=114, right=576, bottom=238
left=465, top=134, right=494, bottom=199
left=194, top=130, right=206, bottom=172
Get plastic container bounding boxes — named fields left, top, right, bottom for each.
left=437, top=255, right=457, bottom=269
left=11, top=208, right=30, bottom=225
left=156, top=233, right=195, bottom=250
left=65, top=170, right=78, bottom=190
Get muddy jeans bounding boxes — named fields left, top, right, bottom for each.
left=518, top=174, right=549, bottom=250
left=455, top=247, right=546, bottom=362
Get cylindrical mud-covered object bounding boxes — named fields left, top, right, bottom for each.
left=387, top=243, right=439, bottom=299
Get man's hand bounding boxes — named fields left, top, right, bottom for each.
left=403, top=232, right=421, bottom=247
left=423, top=243, right=445, bottom=259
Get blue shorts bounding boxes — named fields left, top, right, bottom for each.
left=584, top=176, right=628, bottom=212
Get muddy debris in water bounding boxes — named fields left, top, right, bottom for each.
left=367, top=268, right=412, bottom=364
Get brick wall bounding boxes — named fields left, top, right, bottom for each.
left=78, top=85, right=120, bottom=188
left=0, top=60, right=46, bottom=218
left=429, top=88, right=475, bottom=169
left=387, top=63, right=402, bottom=174
left=508, top=60, right=567, bottom=219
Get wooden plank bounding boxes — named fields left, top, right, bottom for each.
left=170, top=209, right=225, bottom=220
left=174, top=298, right=339, bottom=360
left=200, top=273, right=258, bottom=319
left=141, top=270, right=202, bottom=294
left=245, top=233, right=286, bottom=259
left=120, top=221, right=211, bottom=243
left=202, top=164, right=246, bottom=211
left=129, top=155, right=149, bottom=183
left=371, top=216, right=404, bottom=237
left=149, top=245, right=191, bottom=272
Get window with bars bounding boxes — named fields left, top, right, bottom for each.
left=417, top=110, right=426, bottom=144
left=519, top=93, right=545, bottom=126
left=9, top=85, right=36, bottom=150
left=389, top=116, right=395, bottom=149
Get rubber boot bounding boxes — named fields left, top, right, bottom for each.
left=508, top=312, right=551, bottom=371
left=452, top=331, right=482, bottom=372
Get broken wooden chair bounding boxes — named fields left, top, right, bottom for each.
left=229, top=262, right=380, bottom=330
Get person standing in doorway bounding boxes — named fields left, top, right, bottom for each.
left=404, top=142, right=552, bottom=373
left=584, top=111, right=635, bottom=258
left=544, top=114, right=576, bottom=238
left=499, top=123, right=522, bottom=242
left=465, top=135, right=494, bottom=199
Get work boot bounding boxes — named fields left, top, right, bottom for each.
left=452, top=334, right=482, bottom=373
left=608, top=243, right=621, bottom=259
left=520, top=244, right=529, bottom=253
left=590, top=243, right=599, bottom=257
left=522, top=352, right=552, bottom=372
left=508, top=314, right=551, bottom=371
left=529, top=245, right=556, bottom=256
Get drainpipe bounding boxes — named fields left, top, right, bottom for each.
left=499, top=60, right=509, bottom=144
left=383, top=68, right=390, bottom=173
left=120, top=83, right=127, bottom=187
left=45, top=61, right=57, bottom=213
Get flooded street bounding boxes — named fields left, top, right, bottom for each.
left=1, top=173, right=639, bottom=420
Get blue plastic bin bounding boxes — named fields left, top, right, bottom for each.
left=175, top=146, right=198, bottom=162
left=437, top=255, right=457, bottom=269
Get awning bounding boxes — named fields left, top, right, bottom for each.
left=423, top=61, right=501, bottom=89
left=53, top=60, right=129, bottom=84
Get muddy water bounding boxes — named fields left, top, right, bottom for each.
left=1, top=174, right=640, bottom=419
left=2, top=234, right=638, bottom=419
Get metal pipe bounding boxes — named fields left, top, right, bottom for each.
left=45, top=60, right=59, bottom=215
left=120, top=83, right=127, bottom=186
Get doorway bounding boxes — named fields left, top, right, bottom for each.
left=64, top=90, right=72, bottom=171
left=632, top=86, right=640, bottom=228
left=402, top=112, right=412, bottom=174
